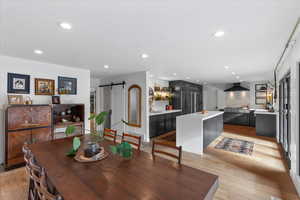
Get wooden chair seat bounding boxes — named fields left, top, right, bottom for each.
left=121, top=133, right=142, bottom=150
left=103, top=128, right=117, bottom=143
left=152, top=140, right=182, bottom=165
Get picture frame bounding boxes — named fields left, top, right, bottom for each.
left=7, top=73, right=30, bottom=94
left=35, top=78, right=55, bottom=95
left=8, top=95, right=24, bottom=105
left=52, top=96, right=61, bottom=104
left=58, top=76, right=77, bottom=95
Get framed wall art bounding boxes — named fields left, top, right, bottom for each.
left=8, top=95, right=24, bottom=105
left=7, top=73, right=30, bottom=94
left=58, top=76, right=77, bottom=95
left=35, top=78, right=55, bottom=95
left=52, top=96, right=61, bottom=104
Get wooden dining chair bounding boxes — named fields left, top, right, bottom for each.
left=152, top=140, right=182, bottom=165
left=36, top=168, right=63, bottom=200
left=121, top=133, right=142, bottom=151
left=103, top=128, right=117, bottom=143
left=23, top=144, right=36, bottom=200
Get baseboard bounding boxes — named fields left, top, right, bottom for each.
left=290, top=170, right=300, bottom=197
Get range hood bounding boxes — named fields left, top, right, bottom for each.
left=224, top=83, right=249, bottom=92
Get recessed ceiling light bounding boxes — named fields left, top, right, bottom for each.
left=224, top=66, right=229, bottom=70
left=196, top=80, right=200, bottom=82
left=186, top=77, right=190, bottom=79
left=173, top=73, right=177, bottom=76
left=149, top=74, right=154, bottom=78
left=231, top=72, right=236, bottom=75
left=203, top=82, right=207, bottom=85
left=214, top=30, right=225, bottom=37
left=59, top=22, right=72, bottom=30
left=34, top=49, right=43, bottom=55
left=240, top=80, right=244, bottom=82
left=104, top=65, right=109, bottom=69
left=236, top=76, right=240, bottom=79
left=142, top=54, right=149, bottom=59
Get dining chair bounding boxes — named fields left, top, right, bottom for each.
left=36, top=168, right=63, bottom=200
left=23, top=144, right=35, bottom=200
left=121, top=133, right=142, bottom=151
left=152, top=140, right=182, bottom=165
left=103, top=128, right=117, bottom=143
left=29, top=156, right=42, bottom=200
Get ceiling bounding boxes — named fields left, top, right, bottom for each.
left=0, top=0, right=299, bottom=83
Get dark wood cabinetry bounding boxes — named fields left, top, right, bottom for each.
left=5, top=104, right=85, bottom=169
left=5, top=105, right=52, bottom=169
left=169, top=80, right=203, bottom=114
left=150, top=112, right=181, bottom=138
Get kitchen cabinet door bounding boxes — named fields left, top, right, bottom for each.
left=150, top=116, right=158, bottom=138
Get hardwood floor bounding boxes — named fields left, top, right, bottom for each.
left=0, top=125, right=298, bottom=200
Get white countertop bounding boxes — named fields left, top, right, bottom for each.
left=149, top=109, right=182, bottom=116
left=176, top=111, right=224, bottom=121
left=254, top=110, right=278, bottom=115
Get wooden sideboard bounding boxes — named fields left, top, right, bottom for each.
left=5, top=104, right=85, bottom=169
left=5, top=105, right=52, bottom=169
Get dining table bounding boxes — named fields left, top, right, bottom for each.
left=28, top=135, right=219, bottom=200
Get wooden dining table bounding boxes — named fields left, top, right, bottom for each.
left=28, top=136, right=219, bottom=200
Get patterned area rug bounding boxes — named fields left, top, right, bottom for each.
left=215, top=137, right=254, bottom=155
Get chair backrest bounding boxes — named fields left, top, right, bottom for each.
left=152, top=140, right=182, bottom=165
left=36, top=168, right=63, bottom=200
left=29, top=156, right=42, bottom=183
left=122, top=133, right=142, bottom=150
left=103, top=128, right=117, bottom=143
left=22, top=143, right=31, bottom=164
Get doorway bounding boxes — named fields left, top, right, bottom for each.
left=279, top=72, right=291, bottom=168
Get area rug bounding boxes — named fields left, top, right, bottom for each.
left=215, top=137, right=254, bottom=155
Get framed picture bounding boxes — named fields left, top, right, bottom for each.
left=7, top=73, right=30, bottom=94
left=52, top=96, right=61, bottom=104
left=35, top=78, right=55, bottom=95
left=8, top=95, right=24, bottom=105
left=58, top=76, right=77, bottom=95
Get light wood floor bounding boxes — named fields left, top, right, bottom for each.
left=0, top=125, right=298, bottom=200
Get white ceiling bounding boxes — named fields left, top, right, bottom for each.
left=0, top=0, right=299, bottom=83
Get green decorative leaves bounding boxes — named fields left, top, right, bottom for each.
left=66, top=137, right=81, bottom=157
left=65, top=125, right=76, bottom=136
left=110, top=142, right=133, bottom=159
left=89, top=112, right=108, bottom=126
left=73, top=137, right=81, bottom=151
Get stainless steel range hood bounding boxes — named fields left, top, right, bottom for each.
left=224, top=83, right=249, bottom=92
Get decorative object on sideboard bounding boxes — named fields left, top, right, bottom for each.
left=35, top=78, right=55, bottom=95
left=58, top=76, right=77, bottom=95
left=7, top=95, right=24, bottom=105
left=24, top=96, right=33, bottom=105
left=7, top=73, right=30, bottom=94
left=52, top=96, right=60, bottom=104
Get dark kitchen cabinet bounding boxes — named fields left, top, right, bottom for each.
left=169, top=81, right=203, bottom=114
left=149, top=112, right=181, bottom=138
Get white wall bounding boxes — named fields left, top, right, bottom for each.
left=149, top=78, right=169, bottom=111
left=276, top=30, right=300, bottom=195
left=100, top=71, right=149, bottom=142
left=225, top=91, right=250, bottom=108
left=0, top=55, right=91, bottom=164
left=203, top=85, right=218, bottom=111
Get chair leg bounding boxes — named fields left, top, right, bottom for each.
left=28, top=178, right=34, bottom=200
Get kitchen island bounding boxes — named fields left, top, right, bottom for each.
left=176, top=111, right=224, bottom=155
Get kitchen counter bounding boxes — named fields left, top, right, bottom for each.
left=149, top=109, right=182, bottom=116
left=254, top=110, right=278, bottom=115
left=176, top=111, right=224, bottom=155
